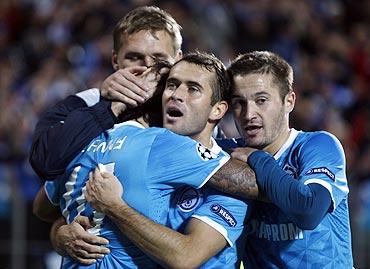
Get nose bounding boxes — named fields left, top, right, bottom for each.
left=170, top=84, right=186, bottom=102
left=144, top=56, right=155, bottom=67
left=243, top=101, right=257, bottom=121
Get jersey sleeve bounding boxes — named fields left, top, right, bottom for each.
left=298, top=131, right=348, bottom=210
left=147, top=130, right=230, bottom=189
left=191, top=188, right=250, bottom=247
left=44, top=179, right=61, bottom=206
left=29, top=89, right=117, bottom=180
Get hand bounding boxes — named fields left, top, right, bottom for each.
left=85, top=168, right=124, bottom=214
left=139, top=63, right=170, bottom=99
left=53, top=216, right=110, bottom=264
left=230, top=147, right=258, bottom=163
left=102, top=64, right=170, bottom=117
left=101, top=66, right=150, bottom=109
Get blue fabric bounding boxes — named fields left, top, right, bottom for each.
left=248, top=150, right=331, bottom=229
left=46, top=121, right=231, bottom=268
left=168, top=186, right=251, bottom=268
left=242, top=129, right=352, bottom=269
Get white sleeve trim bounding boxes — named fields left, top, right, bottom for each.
left=304, top=178, right=337, bottom=210
left=75, top=88, right=100, bottom=107
left=43, top=183, right=60, bottom=206
left=197, top=155, right=231, bottom=189
left=191, top=215, right=233, bottom=247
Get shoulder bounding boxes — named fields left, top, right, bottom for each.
left=300, top=131, right=344, bottom=151
left=296, top=131, right=346, bottom=164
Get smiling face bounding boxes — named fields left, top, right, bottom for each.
left=232, top=73, right=295, bottom=154
left=162, top=61, right=228, bottom=147
left=112, top=30, right=181, bottom=69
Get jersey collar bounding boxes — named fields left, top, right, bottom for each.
left=274, top=128, right=300, bottom=160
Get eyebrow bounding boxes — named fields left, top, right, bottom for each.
left=166, top=77, right=203, bottom=89
left=231, top=91, right=271, bottom=99
left=124, top=52, right=144, bottom=58
left=187, top=81, right=203, bottom=89
left=152, top=53, right=168, bottom=59
left=166, top=77, right=180, bottom=84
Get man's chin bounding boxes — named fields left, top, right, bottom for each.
left=244, top=138, right=264, bottom=149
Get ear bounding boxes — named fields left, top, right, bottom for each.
left=111, top=50, right=119, bottom=70
left=285, top=91, right=296, bottom=113
left=209, top=101, right=229, bottom=122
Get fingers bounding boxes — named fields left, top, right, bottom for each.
left=101, top=69, right=150, bottom=106
left=67, top=240, right=110, bottom=265
left=74, top=215, right=93, bottom=230
left=126, top=66, right=148, bottom=76
left=55, top=220, right=110, bottom=265
left=103, top=78, right=147, bottom=106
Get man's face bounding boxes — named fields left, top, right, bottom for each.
left=232, top=73, right=292, bottom=150
left=162, top=61, right=218, bottom=142
left=113, top=30, right=181, bottom=68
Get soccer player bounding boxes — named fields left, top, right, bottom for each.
left=34, top=52, right=253, bottom=268
left=228, top=51, right=353, bottom=268
left=29, top=6, right=183, bottom=180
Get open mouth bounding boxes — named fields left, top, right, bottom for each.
left=246, top=126, right=261, bottom=131
left=245, top=125, right=262, bottom=135
left=167, top=107, right=183, bottom=118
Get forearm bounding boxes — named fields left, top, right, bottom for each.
left=248, top=151, right=331, bottom=229
left=33, top=187, right=61, bottom=223
left=30, top=100, right=116, bottom=179
left=106, top=202, right=204, bottom=269
left=208, top=158, right=262, bottom=200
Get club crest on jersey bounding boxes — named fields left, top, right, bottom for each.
left=177, top=187, right=202, bottom=212
left=210, top=204, right=237, bottom=227
left=283, top=164, right=298, bottom=179
left=305, top=167, right=335, bottom=181
left=196, top=143, right=217, bottom=161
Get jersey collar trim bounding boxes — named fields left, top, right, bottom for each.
left=274, top=128, right=300, bottom=160
left=210, top=137, right=223, bottom=154
left=113, top=120, right=146, bottom=130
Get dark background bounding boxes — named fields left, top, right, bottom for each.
left=0, top=0, right=369, bottom=268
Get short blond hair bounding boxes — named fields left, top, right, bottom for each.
left=113, top=6, right=182, bottom=54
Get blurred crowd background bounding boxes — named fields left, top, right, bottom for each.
left=0, top=0, right=369, bottom=268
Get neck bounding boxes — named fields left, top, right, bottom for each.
left=190, top=126, right=214, bottom=148
left=264, top=127, right=291, bottom=155
left=134, top=117, right=150, bottom=128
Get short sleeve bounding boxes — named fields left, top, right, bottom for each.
left=191, top=188, right=250, bottom=247
left=147, top=130, right=230, bottom=189
left=44, top=179, right=61, bottom=206
left=298, top=131, right=348, bottom=210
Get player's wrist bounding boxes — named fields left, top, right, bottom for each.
left=104, top=198, right=127, bottom=216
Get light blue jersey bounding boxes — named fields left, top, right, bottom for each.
left=169, top=186, right=251, bottom=269
left=45, top=120, right=230, bottom=269
left=243, top=129, right=353, bottom=269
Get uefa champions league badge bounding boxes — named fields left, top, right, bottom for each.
left=196, top=143, right=217, bottom=161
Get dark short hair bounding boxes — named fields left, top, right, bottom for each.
left=228, top=51, right=293, bottom=100
left=175, top=51, right=231, bottom=106
left=113, top=6, right=182, bottom=54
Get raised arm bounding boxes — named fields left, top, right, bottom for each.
left=29, top=65, right=164, bottom=180
left=29, top=91, right=116, bottom=179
